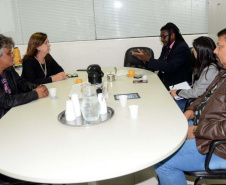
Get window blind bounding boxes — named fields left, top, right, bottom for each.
left=2, top=0, right=95, bottom=44
left=94, top=0, right=208, bottom=39
left=0, top=0, right=208, bottom=44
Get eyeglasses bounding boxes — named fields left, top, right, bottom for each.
left=67, top=73, right=78, bottom=78
left=159, top=35, right=169, bottom=39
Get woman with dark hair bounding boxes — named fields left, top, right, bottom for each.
left=132, top=22, right=190, bottom=89
left=22, top=32, right=67, bottom=84
left=169, top=36, right=219, bottom=111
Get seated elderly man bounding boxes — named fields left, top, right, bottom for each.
left=0, top=34, right=48, bottom=119
left=153, top=28, right=226, bottom=185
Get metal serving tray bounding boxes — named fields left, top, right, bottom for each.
left=58, top=107, right=114, bottom=127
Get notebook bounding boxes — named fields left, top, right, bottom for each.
left=169, top=81, right=191, bottom=100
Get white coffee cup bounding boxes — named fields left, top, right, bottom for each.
left=71, top=93, right=81, bottom=117
left=65, top=100, right=76, bottom=121
left=142, top=75, right=147, bottom=81
left=129, top=105, right=139, bottom=119
left=119, top=95, right=128, bottom=107
left=49, top=88, right=57, bottom=99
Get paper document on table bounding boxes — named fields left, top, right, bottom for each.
left=169, top=81, right=191, bottom=100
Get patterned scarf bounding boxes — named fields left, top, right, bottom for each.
left=0, top=74, right=11, bottom=95
left=193, top=83, right=218, bottom=125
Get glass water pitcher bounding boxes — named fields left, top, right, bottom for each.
left=81, top=85, right=100, bottom=122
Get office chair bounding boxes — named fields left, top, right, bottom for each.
left=124, top=47, right=154, bottom=70
left=0, top=174, right=26, bottom=185
left=184, top=140, right=226, bottom=185
left=0, top=174, right=44, bottom=185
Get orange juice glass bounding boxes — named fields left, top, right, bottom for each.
left=75, top=79, right=83, bottom=84
left=128, top=69, right=135, bottom=76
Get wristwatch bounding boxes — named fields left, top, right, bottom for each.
left=193, top=126, right=197, bottom=137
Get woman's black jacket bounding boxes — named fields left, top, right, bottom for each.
left=0, top=67, right=38, bottom=119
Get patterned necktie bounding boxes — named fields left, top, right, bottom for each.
left=163, top=47, right=171, bottom=61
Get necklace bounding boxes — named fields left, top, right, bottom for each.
left=35, top=56, right=47, bottom=78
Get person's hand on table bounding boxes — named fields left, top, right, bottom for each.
left=51, top=72, right=68, bottom=82
left=169, top=89, right=177, bottom=97
left=131, top=49, right=150, bottom=63
left=187, top=125, right=196, bottom=140
left=34, top=85, right=49, bottom=98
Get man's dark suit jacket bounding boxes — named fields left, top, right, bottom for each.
left=146, top=39, right=190, bottom=90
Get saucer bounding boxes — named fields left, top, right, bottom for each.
left=127, top=74, right=136, bottom=77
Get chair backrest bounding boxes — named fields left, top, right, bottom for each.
left=124, top=47, right=154, bottom=69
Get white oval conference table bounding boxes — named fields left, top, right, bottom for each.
left=0, top=67, right=188, bottom=184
